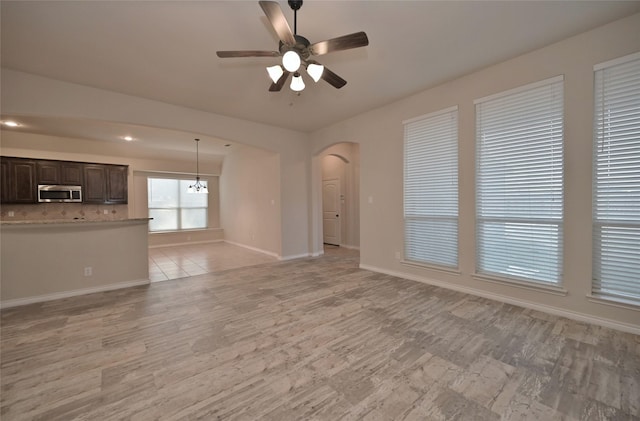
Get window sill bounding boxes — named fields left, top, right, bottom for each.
left=401, top=259, right=461, bottom=275
left=473, top=273, right=567, bottom=296
left=587, top=294, right=640, bottom=311
left=149, top=227, right=222, bottom=234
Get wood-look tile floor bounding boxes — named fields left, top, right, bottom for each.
left=2, top=246, right=639, bottom=420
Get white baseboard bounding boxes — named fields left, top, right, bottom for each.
left=310, top=250, right=325, bottom=257
left=340, top=244, right=360, bottom=251
left=0, top=279, right=150, bottom=309
left=359, top=264, right=640, bottom=336
left=280, top=253, right=311, bottom=261
left=223, top=240, right=280, bottom=259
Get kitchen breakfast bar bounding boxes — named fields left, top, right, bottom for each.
left=1, top=218, right=150, bottom=308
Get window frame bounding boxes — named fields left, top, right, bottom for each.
left=474, top=75, right=565, bottom=288
left=147, top=176, right=209, bottom=232
left=591, top=52, right=640, bottom=306
left=403, top=105, right=459, bottom=270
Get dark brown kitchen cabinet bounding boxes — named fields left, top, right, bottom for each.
left=106, top=165, right=128, bottom=203
left=36, top=160, right=60, bottom=185
left=37, top=161, right=83, bottom=185
left=2, top=156, right=127, bottom=204
left=83, top=164, right=128, bottom=204
left=61, top=162, right=83, bottom=185
left=1, top=158, right=37, bottom=203
left=1, top=159, right=11, bottom=203
left=83, top=165, right=107, bottom=203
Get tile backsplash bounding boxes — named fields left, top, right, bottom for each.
left=0, top=203, right=129, bottom=221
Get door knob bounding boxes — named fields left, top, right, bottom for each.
left=336, top=214, right=339, bottom=217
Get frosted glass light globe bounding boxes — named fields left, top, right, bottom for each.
left=282, top=51, right=301, bottom=72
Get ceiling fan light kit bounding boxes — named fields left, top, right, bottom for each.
left=216, top=0, right=369, bottom=93
left=306, top=63, right=324, bottom=82
left=266, top=65, right=284, bottom=83
left=290, top=72, right=305, bottom=91
left=282, top=50, right=301, bottom=72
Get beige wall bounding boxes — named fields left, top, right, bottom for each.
left=310, top=14, right=640, bottom=331
left=1, top=220, right=149, bottom=305
left=220, top=144, right=281, bottom=257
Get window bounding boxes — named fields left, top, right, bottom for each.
left=593, top=53, right=640, bottom=303
left=404, top=106, right=458, bottom=268
left=148, top=178, right=208, bottom=232
left=475, top=76, right=564, bottom=285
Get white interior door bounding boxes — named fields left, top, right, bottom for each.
left=322, top=179, right=341, bottom=246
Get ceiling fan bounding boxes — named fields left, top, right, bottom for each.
left=216, top=0, right=369, bottom=92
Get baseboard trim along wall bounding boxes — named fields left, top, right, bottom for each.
left=223, top=240, right=280, bottom=259
left=359, top=264, right=640, bottom=336
left=280, top=253, right=312, bottom=261
left=0, top=279, right=150, bottom=309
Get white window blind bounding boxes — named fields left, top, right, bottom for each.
left=404, top=106, right=458, bottom=268
left=593, top=53, right=640, bottom=303
left=475, top=76, right=564, bottom=285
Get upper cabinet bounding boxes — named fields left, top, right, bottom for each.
left=106, top=165, right=128, bottom=203
left=36, top=160, right=60, bottom=185
left=2, top=158, right=37, bottom=203
left=61, top=162, right=83, bottom=185
left=37, top=160, right=84, bottom=186
left=83, top=164, right=128, bottom=204
left=1, top=156, right=127, bottom=204
left=83, top=164, right=107, bottom=203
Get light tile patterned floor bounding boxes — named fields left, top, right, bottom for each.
left=148, top=242, right=279, bottom=281
left=1, top=245, right=638, bottom=420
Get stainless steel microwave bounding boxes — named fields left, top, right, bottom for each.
left=38, top=185, right=82, bottom=203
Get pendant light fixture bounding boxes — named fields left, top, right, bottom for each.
left=188, top=138, right=208, bottom=194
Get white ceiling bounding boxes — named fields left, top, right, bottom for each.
left=2, top=0, right=640, bottom=152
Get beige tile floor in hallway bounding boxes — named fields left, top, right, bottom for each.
left=1, top=245, right=639, bottom=420
left=149, top=242, right=279, bottom=281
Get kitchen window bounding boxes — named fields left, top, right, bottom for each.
left=148, top=178, right=208, bottom=232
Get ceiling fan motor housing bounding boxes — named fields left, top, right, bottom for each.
left=279, top=35, right=311, bottom=60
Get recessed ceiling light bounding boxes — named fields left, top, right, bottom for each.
left=123, top=136, right=134, bottom=141
left=2, top=121, right=20, bottom=127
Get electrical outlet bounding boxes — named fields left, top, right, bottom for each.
left=103, top=209, right=109, bottom=215
left=84, top=267, right=92, bottom=276
left=8, top=211, right=14, bottom=217
left=395, top=251, right=401, bottom=260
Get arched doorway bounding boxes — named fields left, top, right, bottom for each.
left=313, top=142, right=360, bottom=254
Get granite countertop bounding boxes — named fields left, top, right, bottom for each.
left=1, top=218, right=152, bottom=226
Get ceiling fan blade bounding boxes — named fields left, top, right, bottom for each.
left=259, top=1, right=296, bottom=46
left=269, top=71, right=290, bottom=92
left=310, top=31, right=369, bottom=56
left=217, top=50, right=280, bottom=58
left=318, top=65, right=347, bottom=89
